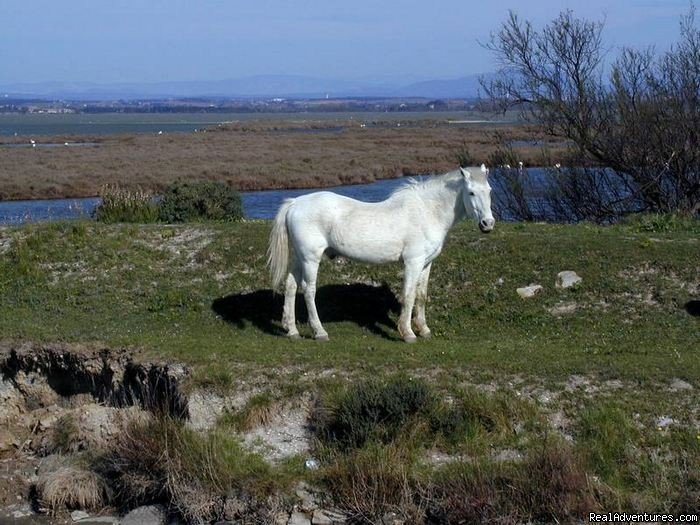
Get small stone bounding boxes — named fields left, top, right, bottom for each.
left=517, top=284, right=543, bottom=298
left=71, top=510, right=90, bottom=522
left=555, top=271, right=582, bottom=289
left=312, top=510, right=333, bottom=525
left=121, top=505, right=166, bottom=525
left=288, top=512, right=312, bottom=525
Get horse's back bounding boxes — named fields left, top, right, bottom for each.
left=286, top=190, right=409, bottom=263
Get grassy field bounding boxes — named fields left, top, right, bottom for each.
left=0, top=117, right=565, bottom=200
left=1, top=217, right=698, bottom=519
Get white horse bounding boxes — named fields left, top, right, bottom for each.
left=267, top=165, right=495, bottom=342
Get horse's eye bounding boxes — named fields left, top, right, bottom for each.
left=469, top=192, right=475, bottom=196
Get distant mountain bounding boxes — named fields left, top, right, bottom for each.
left=0, top=74, right=488, bottom=100
left=392, top=75, right=487, bottom=99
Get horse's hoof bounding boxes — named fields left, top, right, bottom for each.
left=419, top=330, right=432, bottom=339
left=403, top=334, right=417, bottom=343
left=288, top=333, right=301, bottom=340
left=315, top=334, right=329, bottom=341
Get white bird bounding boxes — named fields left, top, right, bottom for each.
left=555, top=163, right=561, bottom=169
left=157, top=130, right=163, bottom=135
left=504, top=164, right=511, bottom=169
left=30, top=139, right=36, bottom=148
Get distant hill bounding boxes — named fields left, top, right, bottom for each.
left=0, top=74, right=488, bottom=101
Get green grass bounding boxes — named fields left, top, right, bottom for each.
left=1, top=218, right=698, bottom=516
left=1, top=219, right=697, bottom=380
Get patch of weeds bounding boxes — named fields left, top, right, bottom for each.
left=576, top=403, right=639, bottom=486
left=320, top=442, right=427, bottom=523
left=429, top=438, right=599, bottom=524
left=93, top=415, right=285, bottom=522
left=94, top=185, right=160, bottom=224
left=219, top=392, right=277, bottom=432
left=624, top=213, right=700, bottom=234
left=190, top=365, right=234, bottom=393
left=429, top=388, right=537, bottom=451
left=146, top=288, right=197, bottom=313
left=49, top=413, right=81, bottom=454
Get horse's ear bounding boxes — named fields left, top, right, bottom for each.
left=481, top=164, right=489, bottom=177
left=460, top=167, right=471, bottom=180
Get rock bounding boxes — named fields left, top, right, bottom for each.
left=516, top=284, right=543, bottom=298
left=71, top=510, right=90, bottom=522
left=382, top=512, right=404, bottom=525
left=304, top=458, right=319, bottom=470
left=120, top=505, right=167, bottom=525
left=288, top=512, right=312, bottom=525
left=0, top=428, right=16, bottom=452
left=14, top=371, right=61, bottom=407
left=656, top=416, right=676, bottom=429
left=186, top=390, right=225, bottom=431
left=295, top=482, right=319, bottom=511
left=547, top=302, right=577, bottom=316
left=321, top=509, right=349, bottom=524
left=312, top=510, right=333, bottom=525
left=4, top=503, right=34, bottom=519
left=555, top=271, right=582, bottom=289
left=0, top=378, right=25, bottom=424
left=669, top=378, right=693, bottom=391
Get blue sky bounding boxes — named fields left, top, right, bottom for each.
left=1, top=0, right=692, bottom=84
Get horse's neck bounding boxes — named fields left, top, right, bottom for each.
left=423, top=175, right=467, bottom=230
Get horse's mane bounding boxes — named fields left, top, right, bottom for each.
left=390, top=167, right=487, bottom=199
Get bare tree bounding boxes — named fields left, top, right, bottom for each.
left=483, top=7, right=700, bottom=218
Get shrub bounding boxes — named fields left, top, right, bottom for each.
left=314, top=377, right=435, bottom=451
left=455, top=143, right=476, bottom=168
left=93, top=185, right=159, bottom=223
left=484, top=7, right=700, bottom=216
left=158, top=181, right=243, bottom=223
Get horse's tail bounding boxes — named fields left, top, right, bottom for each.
left=268, top=198, right=295, bottom=292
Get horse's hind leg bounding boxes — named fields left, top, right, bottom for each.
left=282, top=258, right=301, bottom=339
left=301, top=257, right=329, bottom=341
left=413, top=263, right=432, bottom=338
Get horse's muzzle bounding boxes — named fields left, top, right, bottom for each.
left=479, top=218, right=495, bottom=233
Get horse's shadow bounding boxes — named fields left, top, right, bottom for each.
left=212, top=282, right=401, bottom=339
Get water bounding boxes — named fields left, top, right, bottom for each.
left=0, top=178, right=411, bottom=225
left=0, top=111, right=486, bottom=136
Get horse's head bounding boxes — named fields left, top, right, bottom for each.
left=460, top=164, right=495, bottom=233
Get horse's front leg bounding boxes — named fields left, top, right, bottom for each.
left=413, top=262, right=432, bottom=338
left=398, top=259, right=423, bottom=343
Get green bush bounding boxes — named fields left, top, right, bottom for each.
left=158, top=181, right=243, bottom=223
left=93, top=185, right=160, bottom=224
